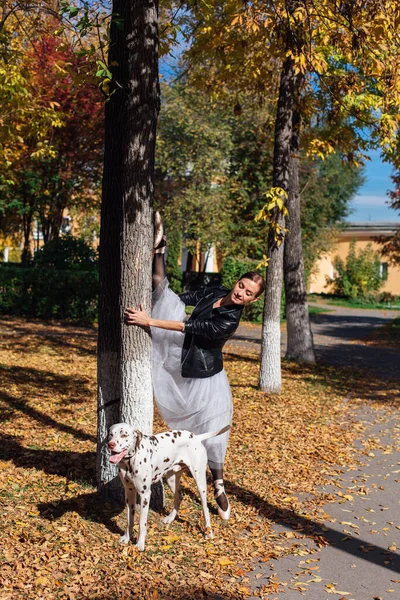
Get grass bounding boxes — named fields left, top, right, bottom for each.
left=308, top=293, right=400, bottom=311
left=308, top=305, right=333, bottom=315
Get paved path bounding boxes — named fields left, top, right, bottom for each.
left=229, top=303, right=400, bottom=382
left=229, top=305, right=400, bottom=599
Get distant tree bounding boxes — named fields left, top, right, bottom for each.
left=155, top=80, right=232, bottom=268
left=224, top=108, right=364, bottom=272
left=301, top=154, right=365, bottom=277
left=0, top=30, right=103, bottom=261
left=224, top=101, right=275, bottom=260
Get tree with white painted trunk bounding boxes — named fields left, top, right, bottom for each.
left=97, top=0, right=160, bottom=502
left=258, top=56, right=295, bottom=394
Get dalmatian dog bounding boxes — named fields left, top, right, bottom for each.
left=107, top=422, right=230, bottom=551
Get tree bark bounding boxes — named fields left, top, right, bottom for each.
left=259, top=56, right=295, bottom=393
left=284, top=106, right=316, bottom=363
left=21, top=199, right=33, bottom=266
left=97, top=0, right=160, bottom=504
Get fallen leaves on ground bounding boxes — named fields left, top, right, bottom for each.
left=0, top=317, right=399, bottom=599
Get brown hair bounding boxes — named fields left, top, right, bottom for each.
left=239, top=271, right=266, bottom=297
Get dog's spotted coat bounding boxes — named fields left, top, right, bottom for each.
left=107, top=422, right=230, bottom=551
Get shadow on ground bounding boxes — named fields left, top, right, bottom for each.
left=13, top=447, right=395, bottom=576
left=0, top=318, right=97, bottom=357
left=223, top=352, right=400, bottom=408
left=0, top=386, right=96, bottom=441
left=231, top=312, right=400, bottom=383
left=1, top=426, right=394, bottom=577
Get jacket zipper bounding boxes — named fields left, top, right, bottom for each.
left=199, top=349, right=208, bottom=370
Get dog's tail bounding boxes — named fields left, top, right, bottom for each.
left=196, top=424, right=231, bottom=443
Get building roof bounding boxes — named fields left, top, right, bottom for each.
left=342, top=222, right=400, bottom=236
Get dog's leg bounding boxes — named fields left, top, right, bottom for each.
left=188, top=451, right=214, bottom=539
left=120, top=487, right=136, bottom=544
left=163, top=471, right=183, bottom=525
left=136, top=491, right=151, bottom=551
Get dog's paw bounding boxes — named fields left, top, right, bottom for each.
left=135, top=539, right=145, bottom=551
left=204, top=527, right=214, bottom=540
left=119, top=533, right=130, bottom=544
left=162, top=509, right=177, bottom=525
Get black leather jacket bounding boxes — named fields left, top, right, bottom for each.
left=178, top=286, right=243, bottom=379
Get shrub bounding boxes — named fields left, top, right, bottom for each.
left=379, top=291, right=398, bottom=305
left=328, top=240, right=386, bottom=299
left=33, top=235, right=98, bottom=270
left=0, top=236, right=99, bottom=321
left=0, top=265, right=98, bottom=321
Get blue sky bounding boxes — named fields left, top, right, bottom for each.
left=346, top=151, right=398, bottom=223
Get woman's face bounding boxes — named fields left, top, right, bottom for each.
left=230, top=278, right=261, bottom=306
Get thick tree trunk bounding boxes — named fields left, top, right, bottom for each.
left=97, top=0, right=160, bottom=504
left=284, top=107, right=316, bottom=363
left=259, top=56, right=295, bottom=393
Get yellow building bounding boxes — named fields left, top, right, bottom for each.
left=309, top=222, right=400, bottom=296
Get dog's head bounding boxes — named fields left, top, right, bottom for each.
left=107, top=423, right=143, bottom=464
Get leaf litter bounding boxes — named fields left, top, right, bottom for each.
left=0, top=317, right=399, bottom=599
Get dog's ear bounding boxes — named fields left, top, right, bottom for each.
left=135, top=430, right=143, bottom=450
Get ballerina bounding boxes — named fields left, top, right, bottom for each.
left=125, top=214, right=265, bottom=519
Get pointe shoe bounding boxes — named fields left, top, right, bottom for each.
left=154, top=234, right=167, bottom=255
left=214, top=479, right=231, bottom=521
left=154, top=211, right=164, bottom=249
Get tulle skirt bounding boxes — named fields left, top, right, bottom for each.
left=151, top=279, right=232, bottom=469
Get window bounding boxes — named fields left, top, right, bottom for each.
left=379, top=262, right=388, bottom=278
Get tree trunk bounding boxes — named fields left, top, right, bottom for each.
left=97, top=0, right=160, bottom=505
left=259, top=56, right=295, bottom=393
left=21, top=204, right=33, bottom=266
left=284, top=106, right=316, bottom=363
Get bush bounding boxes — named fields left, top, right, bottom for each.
left=0, top=265, right=98, bottom=322
left=33, top=235, right=98, bottom=270
left=221, top=256, right=267, bottom=323
left=0, top=236, right=99, bottom=321
left=379, top=291, right=399, bottom=305
left=328, top=240, right=386, bottom=300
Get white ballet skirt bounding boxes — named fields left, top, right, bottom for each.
left=151, top=278, right=232, bottom=470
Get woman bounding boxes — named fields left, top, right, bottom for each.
left=124, top=215, right=265, bottom=520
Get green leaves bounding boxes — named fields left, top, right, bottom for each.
left=95, top=60, right=112, bottom=79
left=155, top=80, right=233, bottom=257
left=59, top=1, right=79, bottom=18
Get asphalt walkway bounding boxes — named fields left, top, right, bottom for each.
left=230, top=303, right=400, bottom=381
left=229, top=304, right=400, bottom=599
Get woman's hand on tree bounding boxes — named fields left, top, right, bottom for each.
left=124, top=305, right=150, bottom=327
